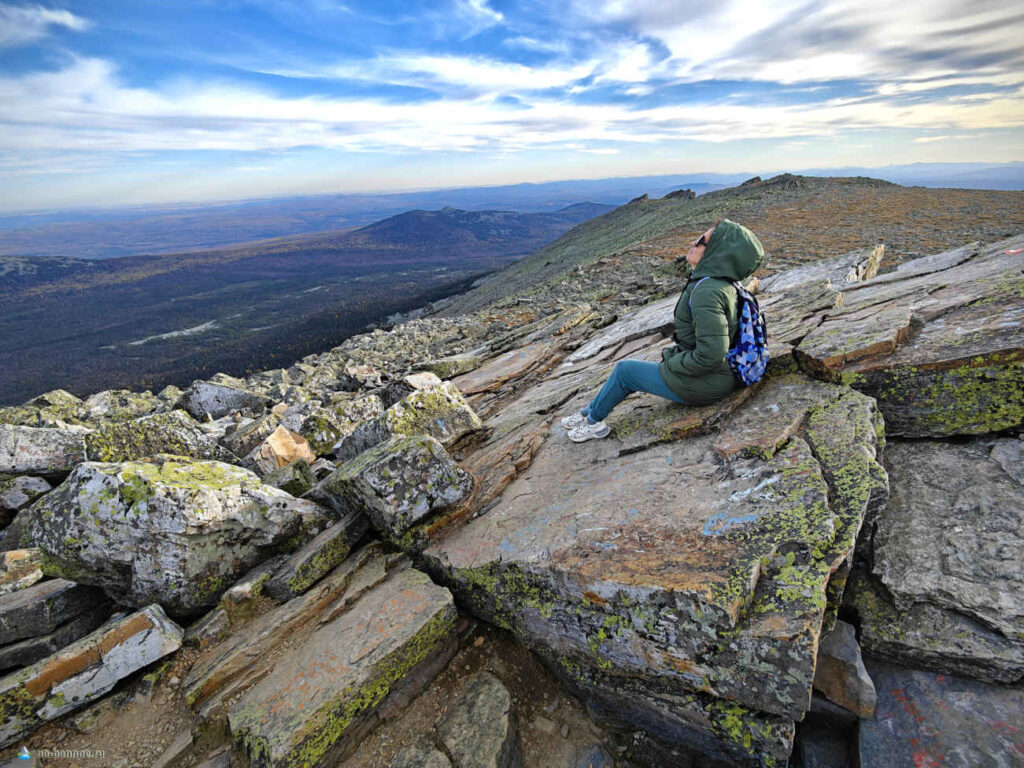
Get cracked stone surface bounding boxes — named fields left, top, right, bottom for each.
left=788, top=235, right=1024, bottom=436
left=420, top=373, right=886, bottom=767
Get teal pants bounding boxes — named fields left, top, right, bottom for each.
left=583, top=359, right=687, bottom=422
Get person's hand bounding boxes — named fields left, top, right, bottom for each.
left=686, top=226, right=715, bottom=269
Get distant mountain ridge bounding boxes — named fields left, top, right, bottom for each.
left=0, top=204, right=612, bottom=404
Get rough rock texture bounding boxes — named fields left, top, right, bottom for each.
left=422, top=368, right=887, bottom=767
left=335, top=383, right=483, bottom=461
left=380, top=371, right=443, bottom=408
left=422, top=354, right=484, bottom=380
left=389, top=741, right=452, bottom=768
left=281, top=395, right=385, bottom=456
left=812, top=620, right=876, bottom=719
left=0, top=579, right=106, bottom=645
left=0, top=603, right=182, bottom=748
left=0, top=476, right=51, bottom=516
left=0, top=550, right=44, bottom=596
left=222, top=412, right=282, bottom=457
left=436, top=671, right=521, bottom=768
left=0, top=600, right=111, bottom=671
left=786, top=236, right=1024, bottom=436
left=179, top=378, right=271, bottom=420
left=215, top=555, right=457, bottom=768
left=244, top=426, right=317, bottom=475
left=81, top=389, right=163, bottom=422
left=14, top=455, right=335, bottom=616
left=858, top=659, right=1024, bottom=768
left=83, top=410, right=237, bottom=463
left=846, top=437, right=1024, bottom=683
left=311, top=435, right=472, bottom=543
left=262, top=459, right=316, bottom=497
left=263, top=511, right=369, bottom=601
left=0, top=425, right=88, bottom=475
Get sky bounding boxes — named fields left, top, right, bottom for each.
left=0, top=0, right=1022, bottom=211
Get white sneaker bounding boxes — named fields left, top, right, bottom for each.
left=560, top=411, right=589, bottom=430
left=568, top=420, right=611, bottom=442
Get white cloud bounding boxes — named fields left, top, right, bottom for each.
left=1, top=56, right=1022, bottom=170
left=0, top=3, right=89, bottom=47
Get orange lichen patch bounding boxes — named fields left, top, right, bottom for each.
left=24, top=613, right=155, bottom=698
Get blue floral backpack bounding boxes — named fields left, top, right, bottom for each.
left=689, top=277, right=769, bottom=386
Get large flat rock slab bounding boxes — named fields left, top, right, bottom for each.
left=227, top=560, right=457, bottom=768
left=858, top=659, right=1024, bottom=768
left=845, top=437, right=1024, bottom=683
left=0, top=604, right=182, bottom=748
left=0, top=425, right=87, bottom=475
left=788, top=236, right=1024, bottom=436
left=424, top=373, right=887, bottom=767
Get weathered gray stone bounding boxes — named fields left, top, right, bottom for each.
left=792, top=236, right=1024, bottom=436
left=560, top=296, right=675, bottom=367
left=812, top=620, right=876, bottom=718
left=281, top=394, right=386, bottom=456
left=221, top=553, right=289, bottom=606
left=0, top=549, right=44, bottom=596
left=0, top=476, right=51, bottom=514
left=422, top=354, right=484, bottom=380
left=222, top=411, right=282, bottom=456
left=422, top=373, right=887, bottom=767
left=152, top=728, right=194, bottom=768
left=571, top=743, right=614, bottom=768
left=0, top=599, right=111, bottom=671
left=16, top=455, right=335, bottom=616
left=759, top=245, right=883, bottom=295
left=335, top=382, right=483, bottom=461
left=262, top=459, right=316, bottom=497
left=81, top=389, right=163, bottom=422
left=0, top=424, right=88, bottom=475
left=263, top=511, right=369, bottom=601
left=194, top=746, right=232, bottom=768
left=313, top=435, right=472, bottom=542
left=389, top=740, right=452, bottom=768
left=183, top=606, right=230, bottom=650
left=180, top=379, right=271, bottom=420
left=437, top=671, right=520, bottom=768
left=0, top=603, right=182, bottom=748
left=380, top=371, right=443, bottom=408
left=83, top=410, right=237, bottom=463
left=858, top=659, right=1024, bottom=768
left=225, top=561, right=457, bottom=768
left=0, top=579, right=106, bottom=645
left=874, top=438, right=1023, bottom=640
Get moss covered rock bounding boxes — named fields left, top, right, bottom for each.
left=83, top=410, right=237, bottom=463
left=17, top=454, right=335, bottom=616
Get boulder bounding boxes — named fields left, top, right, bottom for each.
left=221, top=411, right=282, bottom=457
left=186, top=547, right=457, bottom=768
left=15, top=455, right=335, bottom=616
left=0, top=475, right=51, bottom=517
left=0, top=549, right=44, bottom=595
left=334, top=383, right=483, bottom=461
left=311, top=435, right=472, bottom=543
left=857, top=659, right=1024, bottom=768
left=0, top=604, right=182, bottom=748
left=380, top=371, right=443, bottom=408
left=179, top=379, right=271, bottom=420
left=421, top=373, right=887, bottom=767
left=83, top=410, right=237, bottom=463
left=845, top=437, right=1024, bottom=683
left=788, top=236, right=1024, bottom=436
left=263, top=511, right=369, bottom=601
left=0, top=579, right=107, bottom=645
left=437, top=672, right=520, bottom=768
left=0, top=424, right=88, bottom=475
left=243, top=426, right=317, bottom=475
left=422, top=354, right=484, bottom=380
left=812, top=620, right=876, bottom=718
left=262, top=459, right=316, bottom=497
left=280, top=394, right=384, bottom=456
left=81, top=389, right=163, bottom=422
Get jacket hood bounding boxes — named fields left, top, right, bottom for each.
left=690, top=219, right=765, bottom=282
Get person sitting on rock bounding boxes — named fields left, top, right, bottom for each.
left=562, top=218, right=765, bottom=442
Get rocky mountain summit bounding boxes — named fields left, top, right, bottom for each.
left=0, top=190, right=1020, bottom=767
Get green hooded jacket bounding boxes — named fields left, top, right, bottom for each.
left=658, top=219, right=765, bottom=405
